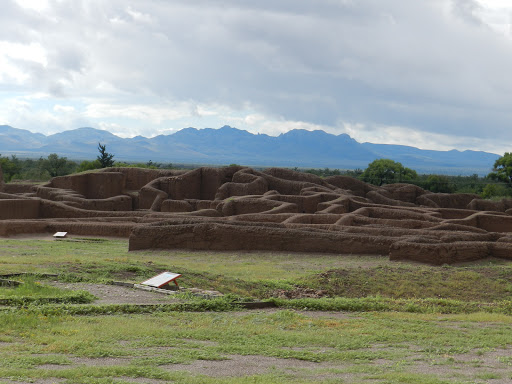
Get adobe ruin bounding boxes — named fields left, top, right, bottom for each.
left=1, top=165, right=512, bottom=264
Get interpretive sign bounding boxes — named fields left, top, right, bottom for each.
left=141, top=271, right=182, bottom=289
left=53, top=232, right=68, bottom=238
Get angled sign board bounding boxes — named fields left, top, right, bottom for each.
left=141, top=271, right=182, bottom=289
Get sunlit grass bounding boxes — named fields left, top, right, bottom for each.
left=0, top=277, right=95, bottom=306
left=2, top=310, right=512, bottom=360
left=4, top=238, right=512, bottom=302
left=3, top=238, right=512, bottom=382
left=0, top=238, right=389, bottom=281
left=1, top=310, right=512, bottom=383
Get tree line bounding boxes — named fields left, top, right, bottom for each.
left=0, top=143, right=172, bottom=182
left=302, top=156, right=512, bottom=198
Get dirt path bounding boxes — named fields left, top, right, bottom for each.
left=47, top=282, right=180, bottom=305
left=6, top=345, right=512, bottom=384
left=24, top=282, right=512, bottom=383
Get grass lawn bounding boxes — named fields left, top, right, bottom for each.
left=1, top=237, right=512, bottom=383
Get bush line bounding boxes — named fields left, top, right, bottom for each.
left=269, top=297, right=512, bottom=315
left=3, top=296, right=512, bottom=316
left=0, top=299, right=243, bottom=315
left=0, top=293, right=95, bottom=306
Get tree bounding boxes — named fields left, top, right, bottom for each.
left=97, top=143, right=115, bottom=168
left=481, top=183, right=511, bottom=199
left=488, top=153, right=512, bottom=185
left=360, top=159, right=417, bottom=186
left=0, top=154, right=22, bottom=182
left=77, top=159, right=102, bottom=173
left=424, top=175, right=455, bottom=193
left=41, top=154, right=76, bottom=177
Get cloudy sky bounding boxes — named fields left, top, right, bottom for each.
left=1, top=0, right=511, bottom=154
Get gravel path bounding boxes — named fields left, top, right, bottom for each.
left=47, top=282, right=180, bottom=305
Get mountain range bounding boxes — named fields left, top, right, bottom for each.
left=0, top=125, right=500, bottom=175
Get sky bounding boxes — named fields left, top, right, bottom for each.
left=0, top=0, right=512, bottom=154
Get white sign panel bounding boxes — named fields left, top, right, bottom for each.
left=141, top=272, right=182, bottom=288
left=53, top=232, right=68, bottom=238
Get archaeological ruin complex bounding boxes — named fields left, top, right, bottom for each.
left=1, top=165, right=512, bottom=264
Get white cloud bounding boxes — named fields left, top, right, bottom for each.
left=0, top=41, right=47, bottom=66
left=0, top=96, right=88, bottom=134
left=125, top=6, right=153, bottom=24
left=13, top=0, right=49, bottom=12
left=0, top=0, right=512, bottom=155
left=0, top=41, right=47, bottom=83
left=85, top=102, right=194, bottom=124
left=53, top=104, right=75, bottom=113
left=475, top=0, right=512, bottom=36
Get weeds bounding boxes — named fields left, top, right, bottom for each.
left=3, top=238, right=512, bottom=383
left=0, top=277, right=95, bottom=306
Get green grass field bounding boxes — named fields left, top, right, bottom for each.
left=1, top=237, right=512, bottom=383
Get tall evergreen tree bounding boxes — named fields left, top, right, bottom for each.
left=97, top=143, right=115, bottom=168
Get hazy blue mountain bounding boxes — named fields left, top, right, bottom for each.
left=0, top=125, right=500, bottom=175
left=361, top=142, right=499, bottom=174
left=40, top=127, right=124, bottom=155
left=0, top=125, right=48, bottom=150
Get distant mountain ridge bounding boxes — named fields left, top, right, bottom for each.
left=0, top=125, right=499, bottom=175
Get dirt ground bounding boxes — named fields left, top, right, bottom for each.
left=46, top=282, right=181, bottom=305
left=3, top=333, right=512, bottom=384
left=3, top=233, right=511, bottom=383
left=10, top=282, right=512, bottom=383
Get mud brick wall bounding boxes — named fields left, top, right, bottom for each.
left=3, top=165, right=512, bottom=265
left=0, top=199, right=40, bottom=219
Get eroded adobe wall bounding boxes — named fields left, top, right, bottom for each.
left=129, top=219, right=393, bottom=255
left=106, top=167, right=182, bottom=190
left=0, top=164, right=4, bottom=192
left=417, top=193, right=479, bottom=209
left=3, top=183, right=35, bottom=194
left=201, top=167, right=242, bottom=200
left=159, top=168, right=202, bottom=200
left=3, top=165, right=512, bottom=265
left=215, top=170, right=268, bottom=199
left=61, top=195, right=132, bottom=211
left=138, top=166, right=246, bottom=210
left=47, top=173, right=88, bottom=196
left=0, top=219, right=135, bottom=237
left=0, top=220, right=49, bottom=236
left=126, top=167, right=512, bottom=263
left=155, top=167, right=244, bottom=201
left=49, top=172, right=126, bottom=199
left=389, top=240, right=492, bottom=264
left=0, top=199, right=40, bottom=219
left=86, top=172, right=126, bottom=199
left=325, top=175, right=376, bottom=197
left=467, top=198, right=512, bottom=212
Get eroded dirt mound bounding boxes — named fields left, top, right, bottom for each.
left=1, top=165, right=512, bottom=264
left=273, top=288, right=329, bottom=299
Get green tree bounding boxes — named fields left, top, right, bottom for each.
left=345, top=168, right=363, bottom=178
left=424, top=175, right=455, bottom=193
left=488, top=153, right=512, bottom=185
left=360, top=159, right=417, bottom=186
left=97, top=143, right=115, bottom=168
left=481, top=183, right=511, bottom=199
left=0, top=154, right=22, bottom=182
left=41, top=154, right=76, bottom=178
left=77, top=159, right=102, bottom=173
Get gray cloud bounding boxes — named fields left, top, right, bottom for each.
left=1, top=0, right=511, bottom=152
